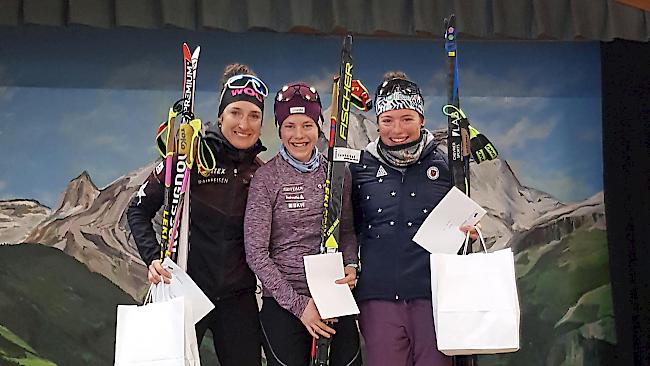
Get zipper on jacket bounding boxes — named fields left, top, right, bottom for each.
left=396, top=169, right=407, bottom=301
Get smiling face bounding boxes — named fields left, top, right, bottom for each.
left=377, top=109, right=424, bottom=146
left=279, top=114, right=319, bottom=162
left=219, top=101, right=263, bottom=149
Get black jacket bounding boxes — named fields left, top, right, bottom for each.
left=351, top=131, right=451, bottom=302
left=127, top=127, right=265, bottom=301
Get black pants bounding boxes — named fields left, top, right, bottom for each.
left=196, top=291, right=261, bottom=366
left=260, top=297, right=362, bottom=366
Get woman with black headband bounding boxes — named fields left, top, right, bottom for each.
left=127, top=63, right=268, bottom=365
left=350, top=71, right=479, bottom=366
left=244, top=82, right=362, bottom=366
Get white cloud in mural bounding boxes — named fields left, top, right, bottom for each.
left=53, top=88, right=173, bottom=188
left=305, top=71, right=337, bottom=97
left=518, top=168, right=593, bottom=203
left=0, top=180, right=6, bottom=192
left=493, top=117, right=556, bottom=150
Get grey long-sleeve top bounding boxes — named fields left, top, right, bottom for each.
left=244, top=154, right=358, bottom=319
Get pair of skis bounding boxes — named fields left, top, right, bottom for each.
left=443, top=14, right=498, bottom=366
left=443, top=14, right=498, bottom=198
left=311, top=34, right=359, bottom=366
left=158, top=43, right=201, bottom=270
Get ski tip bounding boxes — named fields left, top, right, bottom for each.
left=343, top=34, right=353, bottom=52
left=183, top=43, right=191, bottom=59
left=192, top=46, right=201, bottom=59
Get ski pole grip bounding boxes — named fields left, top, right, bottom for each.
left=178, top=124, right=193, bottom=155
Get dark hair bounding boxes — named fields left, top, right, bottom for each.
left=221, top=63, right=256, bottom=86
left=382, top=71, right=410, bottom=82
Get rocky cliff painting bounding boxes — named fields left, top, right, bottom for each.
left=0, top=27, right=610, bottom=365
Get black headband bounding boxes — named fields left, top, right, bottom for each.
left=218, top=84, right=266, bottom=117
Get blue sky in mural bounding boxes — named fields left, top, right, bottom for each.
left=0, top=27, right=601, bottom=207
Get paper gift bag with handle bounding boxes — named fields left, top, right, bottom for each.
left=430, top=228, right=520, bottom=356
left=152, top=278, right=201, bottom=366
left=114, top=283, right=200, bottom=366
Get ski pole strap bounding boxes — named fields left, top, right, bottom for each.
left=156, top=106, right=181, bottom=158
left=197, top=138, right=217, bottom=177
left=442, top=104, right=467, bottom=121
left=443, top=105, right=499, bottom=164
left=156, top=118, right=217, bottom=175
left=156, top=121, right=168, bottom=158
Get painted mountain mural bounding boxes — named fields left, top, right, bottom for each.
left=0, top=110, right=612, bottom=365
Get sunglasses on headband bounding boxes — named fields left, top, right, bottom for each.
left=222, top=74, right=269, bottom=98
left=276, top=83, right=321, bottom=105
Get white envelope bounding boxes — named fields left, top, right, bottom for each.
left=161, top=257, right=215, bottom=324
left=304, top=252, right=360, bottom=319
left=413, top=187, right=486, bottom=254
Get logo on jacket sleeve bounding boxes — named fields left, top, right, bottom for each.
left=155, top=161, right=164, bottom=175
left=427, top=166, right=440, bottom=181
left=136, top=181, right=148, bottom=205
left=376, top=165, right=388, bottom=178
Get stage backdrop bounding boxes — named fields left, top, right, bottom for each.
left=0, top=26, right=611, bottom=366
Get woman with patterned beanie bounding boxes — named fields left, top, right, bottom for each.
left=350, top=71, right=480, bottom=366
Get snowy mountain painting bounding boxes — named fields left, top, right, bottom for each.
left=0, top=27, right=611, bottom=365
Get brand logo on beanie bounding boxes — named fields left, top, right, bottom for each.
left=231, top=87, right=264, bottom=103
left=290, top=107, right=306, bottom=114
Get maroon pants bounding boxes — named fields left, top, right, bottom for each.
left=358, top=299, right=452, bottom=366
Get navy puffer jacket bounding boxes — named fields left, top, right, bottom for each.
left=351, top=130, right=451, bottom=302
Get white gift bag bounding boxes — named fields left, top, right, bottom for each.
left=114, top=283, right=201, bottom=366
left=430, top=228, right=520, bottom=356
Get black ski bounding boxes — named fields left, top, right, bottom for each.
left=444, top=15, right=472, bottom=197
left=444, top=14, right=479, bottom=366
left=311, top=34, right=358, bottom=366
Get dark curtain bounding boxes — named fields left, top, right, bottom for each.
left=0, top=0, right=649, bottom=41
left=602, top=39, right=650, bottom=366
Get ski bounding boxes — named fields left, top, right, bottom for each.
left=310, top=34, right=357, bottom=366
left=160, top=43, right=200, bottom=268
left=444, top=15, right=479, bottom=366
left=444, top=15, right=472, bottom=197
left=321, top=34, right=356, bottom=255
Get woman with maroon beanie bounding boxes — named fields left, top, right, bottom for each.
left=244, top=82, right=361, bottom=366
